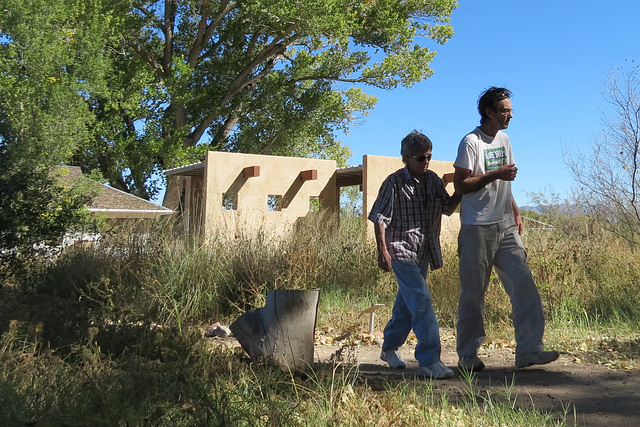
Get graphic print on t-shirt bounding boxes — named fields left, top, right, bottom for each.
left=484, top=147, right=506, bottom=171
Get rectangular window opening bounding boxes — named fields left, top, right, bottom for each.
left=222, top=193, right=237, bottom=210
left=267, top=195, right=282, bottom=211
left=309, top=196, right=320, bottom=213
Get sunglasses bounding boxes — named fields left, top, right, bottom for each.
left=412, top=154, right=432, bottom=163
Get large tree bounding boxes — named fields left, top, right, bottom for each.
left=2, top=0, right=457, bottom=199
left=0, top=0, right=105, bottom=275
left=567, top=63, right=640, bottom=244
left=0, top=0, right=110, bottom=164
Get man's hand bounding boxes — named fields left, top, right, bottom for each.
left=377, top=249, right=392, bottom=272
left=496, top=163, right=518, bottom=181
left=512, top=198, right=523, bottom=234
left=374, top=223, right=393, bottom=272
left=514, top=211, right=524, bottom=234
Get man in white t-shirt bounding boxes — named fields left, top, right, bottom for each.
left=453, top=87, right=559, bottom=372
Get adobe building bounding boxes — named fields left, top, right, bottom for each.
left=163, top=151, right=459, bottom=241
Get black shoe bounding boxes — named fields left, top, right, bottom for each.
left=457, top=355, right=485, bottom=372
left=515, top=351, right=560, bottom=368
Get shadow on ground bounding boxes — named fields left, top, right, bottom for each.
left=314, top=333, right=640, bottom=427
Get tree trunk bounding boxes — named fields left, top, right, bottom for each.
left=230, top=289, right=319, bottom=371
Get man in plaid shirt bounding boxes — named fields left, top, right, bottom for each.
left=368, top=131, right=460, bottom=379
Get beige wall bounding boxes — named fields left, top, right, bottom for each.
left=361, top=155, right=460, bottom=243
left=202, top=151, right=338, bottom=240
left=165, top=151, right=460, bottom=244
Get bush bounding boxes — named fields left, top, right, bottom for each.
left=0, top=159, right=98, bottom=280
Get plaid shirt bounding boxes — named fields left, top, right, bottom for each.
left=367, top=167, right=451, bottom=270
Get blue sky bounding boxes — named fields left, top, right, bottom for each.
left=340, top=0, right=640, bottom=206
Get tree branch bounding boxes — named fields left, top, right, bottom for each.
left=188, top=0, right=237, bottom=68
left=187, top=37, right=291, bottom=147
left=160, top=0, right=176, bottom=78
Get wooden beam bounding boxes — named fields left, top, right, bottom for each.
left=337, top=175, right=363, bottom=187
left=299, top=169, right=318, bottom=181
left=243, top=166, right=260, bottom=178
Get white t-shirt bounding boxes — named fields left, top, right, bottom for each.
left=454, top=127, right=514, bottom=225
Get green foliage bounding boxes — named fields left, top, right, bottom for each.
left=2, top=0, right=458, bottom=199
left=0, top=157, right=97, bottom=278
left=0, top=0, right=105, bottom=272
left=340, top=186, right=364, bottom=216
left=0, top=0, right=110, bottom=164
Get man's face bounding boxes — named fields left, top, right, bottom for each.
left=407, top=150, right=432, bottom=178
left=487, top=98, right=514, bottom=130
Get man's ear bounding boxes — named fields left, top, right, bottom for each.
left=485, top=106, right=495, bottom=120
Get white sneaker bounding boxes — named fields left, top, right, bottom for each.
left=380, top=348, right=406, bottom=369
left=417, top=361, right=454, bottom=379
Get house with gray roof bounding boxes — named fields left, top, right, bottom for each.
left=59, top=166, right=173, bottom=220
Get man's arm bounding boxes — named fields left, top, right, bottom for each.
left=453, top=164, right=518, bottom=195
left=441, top=173, right=461, bottom=216
left=373, top=222, right=392, bottom=272
left=443, top=190, right=462, bottom=216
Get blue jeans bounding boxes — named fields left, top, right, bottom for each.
left=382, top=259, right=442, bottom=367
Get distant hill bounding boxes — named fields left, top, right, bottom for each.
left=520, top=204, right=586, bottom=216
left=520, top=205, right=542, bottom=214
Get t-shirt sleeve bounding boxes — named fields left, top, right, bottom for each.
left=454, top=135, right=476, bottom=170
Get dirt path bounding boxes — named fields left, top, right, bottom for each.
left=313, top=329, right=640, bottom=427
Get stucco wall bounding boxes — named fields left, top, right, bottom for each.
left=202, top=151, right=338, bottom=240
left=165, top=152, right=460, bottom=244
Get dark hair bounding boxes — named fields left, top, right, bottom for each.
left=478, top=87, right=512, bottom=124
left=400, top=131, right=432, bottom=163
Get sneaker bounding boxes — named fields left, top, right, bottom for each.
left=457, top=355, right=485, bottom=372
left=417, top=361, right=454, bottom=379
left=380, top=348, right=406, bottom=369
left=515, top=351, right=560, bottom=368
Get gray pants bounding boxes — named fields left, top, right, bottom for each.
left=456, top=220, right=546, bottom=357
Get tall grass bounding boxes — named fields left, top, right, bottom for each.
left=1, top=211, right=638, bottom=424
left=426, top=213, right=640, bottom=331
left=524, top=214, right=640, bottom=323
